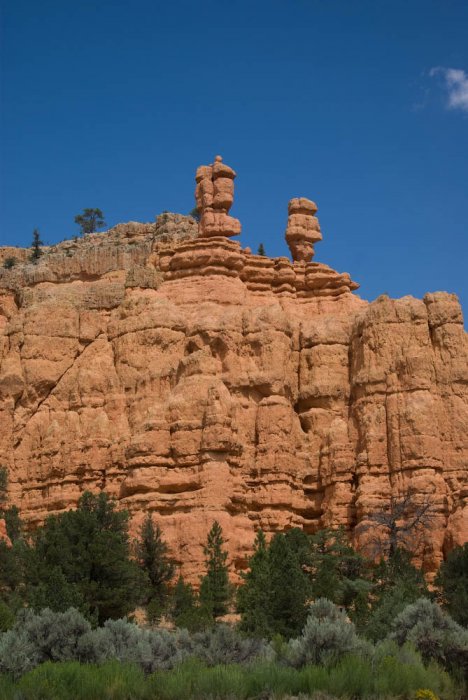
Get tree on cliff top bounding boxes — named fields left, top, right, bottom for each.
left=30, top=229, right=43, bottom=263
left=199, top=521, right=230, bottom=618
left=74, top=208, right=106, bottom=235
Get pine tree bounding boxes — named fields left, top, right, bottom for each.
left=172, top=574, right=212, bottom=631
left=74, top=208, right=106, bottom=235
left=135, top=513, right=174, bottom=605
left=257, top=243, right=266, bottom=255
left=30, top=229, right=43, bottom=263
left=365, top=548, right=429, bottom=641
left=308, top=527, right=371, bottom=631
left=309, top=528, right=368, bottom=601
left=25, top=491, right=144, bottom=623
left=0, top=466, right=7, bottom=505
left=268, top=533, right=309, bottom=638
left=238, top=530, right=272, bottom=637
left=173, top=574, right=196, bottom=619
left=435, top=543, right=468, bottom=627
left=4, top=506, right=22, bottom=543
left=199, top=521, right=230, bottom=617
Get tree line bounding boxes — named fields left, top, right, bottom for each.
left=0, top=475, right=466, bottom=638
left=2, top=209, right=106, bottom=269
left=2, top=209, right=268, bottom=270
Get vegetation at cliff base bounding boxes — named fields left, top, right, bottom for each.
left=0, top=491, right=466, bottom=698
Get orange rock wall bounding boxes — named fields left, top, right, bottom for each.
left=0, top=216, right=466, bottom=580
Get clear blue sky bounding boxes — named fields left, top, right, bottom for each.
left=1, top=0, right=467, bottom=312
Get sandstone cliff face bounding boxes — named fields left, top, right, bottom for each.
left=1, top=177, right=467, bottom=581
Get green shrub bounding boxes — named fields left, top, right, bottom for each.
left=390, top=598, right=468, bottom=674
left=0, top=600, right=15, bottom=632
left=16, top=660, right=146, bottom=700
left=285, top=598, right=361, bottom=667
left=0, top=607, right=90, bottom=678
left=0, top=655, right=460, bottom=700
left=148, top=655, right=458, bottom=700
left=2, top=257, right=17, bottom=270
left=174, top=605, right=213, bottom=632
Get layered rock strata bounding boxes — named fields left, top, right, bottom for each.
left=0, top=159, right=466, bottom=582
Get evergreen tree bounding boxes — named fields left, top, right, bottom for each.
left=0, top=466, right=7, bottom=505
left=173, top=574, right=196, bottom=619
left=238, top=530, right=272, bottom=637
left=435, top=543, right=468, bottom=627
left=0, top=467, right=25, bottom=615
left=199, top=521, right=230, bottom=617
left=25, top=491, right=144, bottom=623
left=0, top=540, right=22, bottom=597
left=30, top=229, right=43, bottom=263
left=172, top=574, right=212, bottom=632
left=308, top=527, right=371, bottom=629
left=365, top=548, right=429, bottom=641
left=74, top=208, right=106, bottom=235
left=4, top=505, right=22, bottom=543
left=0, top=599, right=15, bottom=631
left=284, top=528, right=313, bottom=577
left=135, top=513, right=174, bottom=605
left=257, top=243, right=266, bottom=255
left=189, top=207, right=200, bottom=222
left=268, top=533, right=309, bottom=638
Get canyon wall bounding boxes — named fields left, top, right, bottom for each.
left=0, top=159, right=466, bottom=580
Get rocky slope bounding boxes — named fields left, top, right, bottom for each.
left=0, top=159, right=466, bottom=581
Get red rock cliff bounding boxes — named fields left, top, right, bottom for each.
left=0, top=158, right=466, bottom=580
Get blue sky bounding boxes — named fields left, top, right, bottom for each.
left=1, top=0, right=467, bottom=312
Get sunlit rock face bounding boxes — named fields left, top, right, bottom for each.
left=0, top=159, right=466, bottom=581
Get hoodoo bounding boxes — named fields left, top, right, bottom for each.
left=0, top=158, right=466, bottom=582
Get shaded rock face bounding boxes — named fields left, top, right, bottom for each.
left=0, top=210, right=467, bottom=582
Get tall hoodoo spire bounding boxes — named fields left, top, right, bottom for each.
left=194, top=156, right=241, bottom=238
left=285, top=197, right=323, bottom=263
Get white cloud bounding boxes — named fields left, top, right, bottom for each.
left=430, top=67, right=468, bottom=113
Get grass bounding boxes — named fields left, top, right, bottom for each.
left=0, top=655, right=461, bottom=700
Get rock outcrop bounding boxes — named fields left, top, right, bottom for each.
left=0, top=158, right=466, bottom=582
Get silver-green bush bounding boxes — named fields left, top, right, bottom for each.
left=0, top=608, right=90, bottom=678
left=78, top=619, right=189, bottom=672
left=389, top=598, right=468, bottom=674
left=285, top=598, right=361, bottom=668
left=189, top=624, right=268, bottom=665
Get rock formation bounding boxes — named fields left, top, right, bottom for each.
left=195, top=156, right=241, bottom=238
left=0, top=157, right=466, bottom=582
left=285, top=197, right=322, bottom=263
